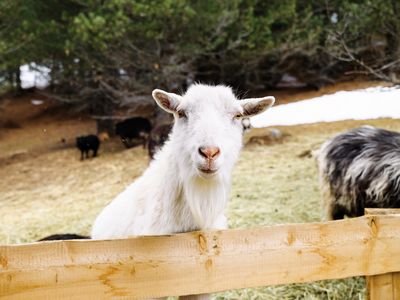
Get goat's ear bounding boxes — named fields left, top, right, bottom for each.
left=152, top=89, right=182, bottom=114
left=240, top=96, right=275, bottom=117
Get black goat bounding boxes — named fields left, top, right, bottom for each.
left=38, top=234, right=90, bottom=241
left=115, top=117, right=152, bottom=148
left=76, top=134, right=100, bottom=160
left=317, top=126, right=400, bottom=220
left=148, top=123, right=173, bottom=159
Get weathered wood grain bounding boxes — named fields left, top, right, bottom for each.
left=1, top=213, right=400, bottom=299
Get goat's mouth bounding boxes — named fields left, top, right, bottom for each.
left=197, top=167, right=218, bottom=175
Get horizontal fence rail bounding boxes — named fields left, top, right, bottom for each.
left=1, top=213, right=400, bottom=299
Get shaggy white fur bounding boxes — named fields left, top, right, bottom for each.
left=92, top=84, right=274, bottom=239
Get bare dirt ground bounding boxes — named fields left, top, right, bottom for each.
left=1, top=82, right=399, bottom=299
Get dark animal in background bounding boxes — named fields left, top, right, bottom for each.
left=148, top=123, right=173, bottom=159
left=317, top=126, right=400, bottom=220
left=38, top=233, right=90, bottom=241
left=115, top=117, right=152, bottom=148
left=76, top=134, right=100, bottom=160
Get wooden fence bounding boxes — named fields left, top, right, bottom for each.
left=1, top=209, right=400, bottom=299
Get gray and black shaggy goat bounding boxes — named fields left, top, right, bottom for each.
left=317, top=126, right=400, bottom=220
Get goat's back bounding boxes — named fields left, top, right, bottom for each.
left=318, top=126, right=400, bottom=218
left=76, top=134, right=100, bottom=150
left=115, top=117, right=152, bottom=137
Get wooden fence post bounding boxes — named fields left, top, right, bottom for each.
left=365, top=208, right=400, bottom=300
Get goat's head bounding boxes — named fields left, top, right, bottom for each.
left=152, top=84, right=274, bottom=179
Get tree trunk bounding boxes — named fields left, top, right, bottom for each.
left=385, top=1, right=400, bottom=66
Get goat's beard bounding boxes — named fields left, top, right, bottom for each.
left=183, top=176, right=228, bottom=230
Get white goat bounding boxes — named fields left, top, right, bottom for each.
left=91, top=84, right=274, bottom=299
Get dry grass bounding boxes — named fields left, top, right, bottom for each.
left=0, top=143, right=149, bottom=244
left=1, top=89, right=400, bottom=299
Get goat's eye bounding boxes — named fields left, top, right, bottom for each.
left=233, top=113, right=242, bottom=120
left=177, top=110, right=187, bottom=119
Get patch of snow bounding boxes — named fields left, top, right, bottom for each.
left=276, top=74, right=307, bottom=88
left=251, top=86, right=400, bottom=128
left=20, top=63, right=50, bottom=89
left=31, top=99, right=44, bottom=105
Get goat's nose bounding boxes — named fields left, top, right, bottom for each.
left=198, top=146, right=220, bottom=159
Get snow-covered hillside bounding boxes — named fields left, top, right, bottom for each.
left=252, top=86, right=400, bottom=127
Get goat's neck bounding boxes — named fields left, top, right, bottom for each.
left=181, top=175, right=229, bottom=230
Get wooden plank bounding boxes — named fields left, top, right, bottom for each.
left=393, top=272, right=400, bottom=299
left=365, top=208, right=400, bottom=215
left=1, top=215, right=400, bottom=299
left=365, top=209, right=400, bottom=300
left=367, top=273, right=393, bottom=299
left=366, top=272, right=400, bottom=300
